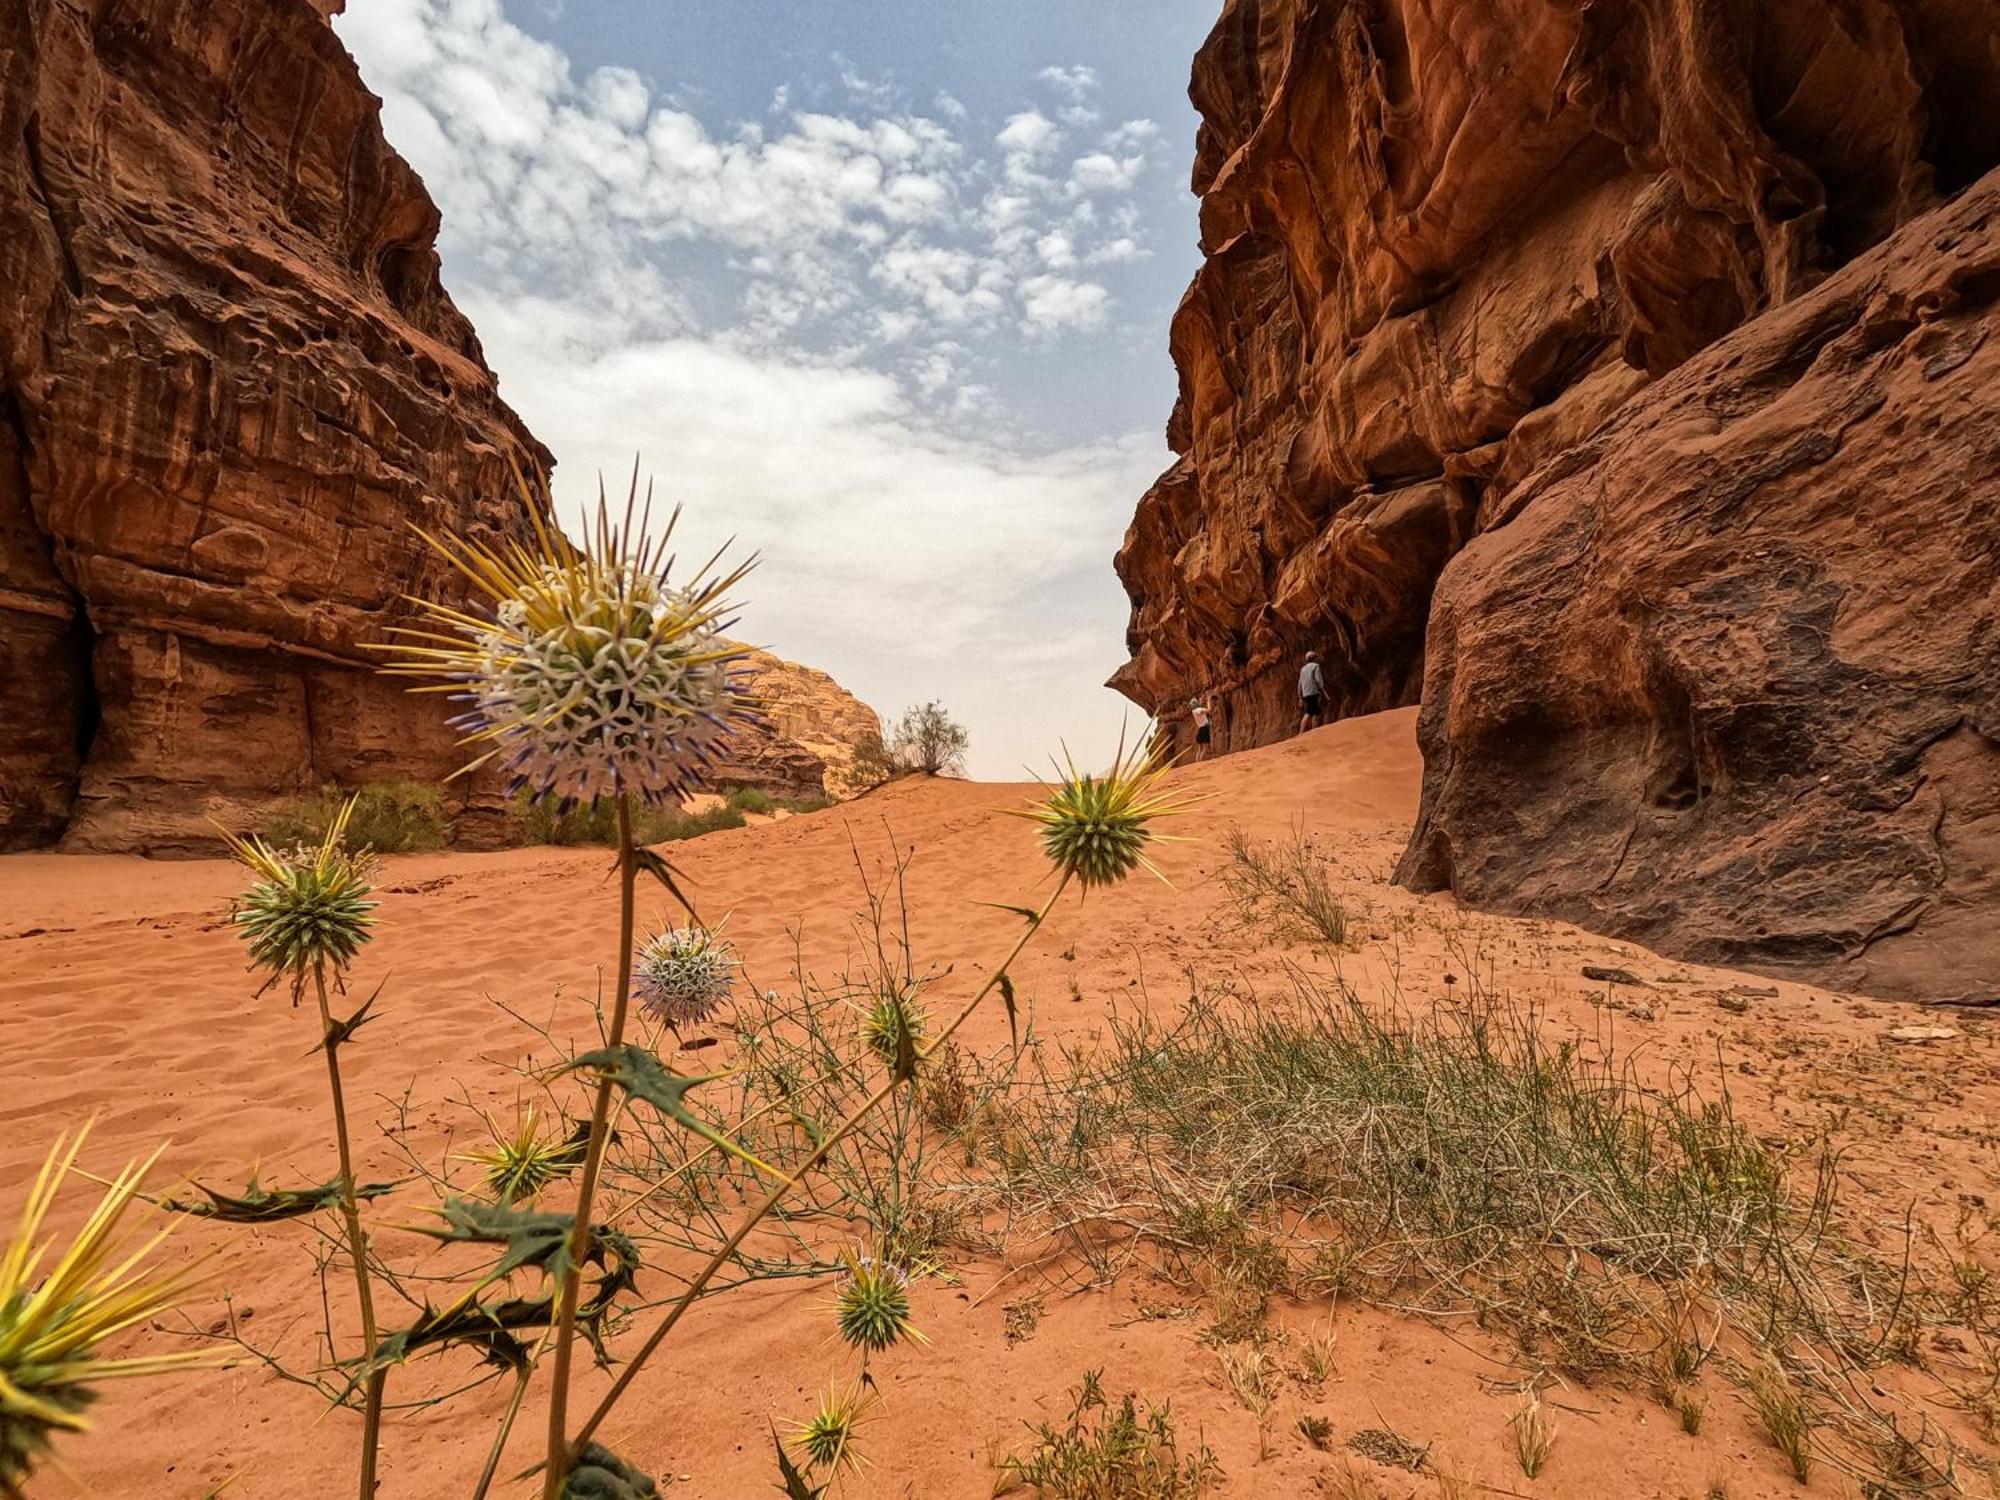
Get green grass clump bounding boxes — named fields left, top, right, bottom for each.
left=263, top=779, right=449, bottom=853
left=512, top=796, right=747, bottom=846
left=997, top=1371, right=1219, bottom=1497
left=724, top=786, right=775, bottom=815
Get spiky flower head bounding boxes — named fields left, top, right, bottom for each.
left=788, top=1377, right=876, bottom=1475
left=375, top=472, right=757, bottom=807
left=633, top=925, right=737, bottom=1027
left=2, top=1129, right=212, bottom=1495
left=830, top=1251, right=925, bottom=1353
left=460, top=1106, right=584, bottom=1204
left=858, top=984, right=927, bottom=1066
left=1015, top=730, right=1192, bottom=891
left=218, top=799, right=377, bottom=996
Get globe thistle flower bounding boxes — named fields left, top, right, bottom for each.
left=218, top=799, right=377, bottom=998
left=633, top=925, right=737, bottom=1027
left=830, top=1251, right=924, bottom=1353
left=788, top=1377, right=875, bottom=1475
left=858, top=984, right=927, bottom=1066
left=2, top=1129, right=212, bottom=1495
left=460, top=1106, right=585, bottom=1204
left=1016, top=730, right=1192, bottom=891
left=375, top=479, right=757, bottom=807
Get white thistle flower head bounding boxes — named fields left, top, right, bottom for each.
left=634, top=924, right=738, bottom=1026
left=375, top=468, right=759, bottom=807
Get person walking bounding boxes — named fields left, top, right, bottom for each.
left=1297, top=651, right=1326, bottom=735
left=1188, top=695, right=1213, bottom=761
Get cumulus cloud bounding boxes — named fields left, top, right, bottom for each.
left=334, top=1, right=1166, bottom=772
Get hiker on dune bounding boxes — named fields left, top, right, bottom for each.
left=1188, top=694, right=1213, bottom=761
left=1297, top=651, right=1326, bottom=736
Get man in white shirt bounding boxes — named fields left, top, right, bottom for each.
left=1297, top=651, right=1326, bottom=735
left=1188, top=695, right=1213, bottom=761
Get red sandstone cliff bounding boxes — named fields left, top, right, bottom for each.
left=1114, top=0, right=1999, bottom=752
left=1115, top=0, right=2000, bottom=998
left=0, top=0, right=551, bottom=851
left=0, top=0, right=875, bottom=849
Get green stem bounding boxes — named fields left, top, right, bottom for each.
left=570, top=870, right=1071, bottom=1452
left=312, top=963, right=387, bottom=1500
left=472, top=1358, right=537, bottom=1500
left=541, top=794, right=639, bottom=1498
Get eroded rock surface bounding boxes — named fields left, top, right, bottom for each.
left=714, top=645, right=884, bottom=802
left=1, top=0, right=551, bottom=851
left=1113, top=0, right=2000, bottom=755
left=1398, top=173, right=2000, bottom=1002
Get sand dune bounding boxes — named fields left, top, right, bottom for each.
left=2, top=709, right=1993, bottom=1497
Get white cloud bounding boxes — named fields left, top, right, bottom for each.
left=333, top=0, right=1167, bottom=774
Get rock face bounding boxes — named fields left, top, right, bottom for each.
left=1398, top=175, right=2000, bottom=1001
left=1113, top=0, right=2000, bottom=758
left=1115, top=0, right=2000, bottom=996
left=714, top=645, right=884, bottom=802
left=1, top=0, right=551, bottom=852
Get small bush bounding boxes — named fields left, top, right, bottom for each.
left=886, top=701, right=969, bottom=776
left=1221, top=824, right=1347, bottom=949
left=262, top=779, right=449, bottom=853
left=725, top=786, right=775, bottom=815
left=512, top=796, right=747, bottom=847
left=780, top=791, right=834, bottom=814
left=997, top=1371, right=1219, bottom=1498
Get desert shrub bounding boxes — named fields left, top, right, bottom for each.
left=513, top=795, right=746, bottom=846
left=1220, top=823, right=1346, bottom=948
left=997, top=1370, right=1220, bottom=1498
left=886, top=700, right=969, bottom=776
left=263, top=778, right=449, bottom=853
left=780, top=790, right=834, bottom=814
left=848, top=729, right=899, bottom=789
left=724, top=785, right=775, bottom=815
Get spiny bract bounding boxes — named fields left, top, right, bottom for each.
left=788, top=1378, right=875, bottom=1474
left=375, top=477, right=756, bottom=807
left=1017, top=732, right=1190, bottom=891
left=633, top=925, right=737, bottom=1026
left=831, top=1253, right=923, bottom=1353
left=1, top=1129, right=211, bottom=1497
left=218, top=798, right=377, bottom=991
left=859, top=986, right=927, bottom=1065
left=462, top=1106, right=584, bottom=1204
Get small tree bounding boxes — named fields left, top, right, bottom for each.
left=888, top=701, right=969, bottom=776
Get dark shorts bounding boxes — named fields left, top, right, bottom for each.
left=1195, top=724, right=1212, bottom=745
left=1301, top=693, right=1323, bottom=718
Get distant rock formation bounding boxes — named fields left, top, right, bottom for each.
left=1399, top=175, right=2000, bottom=1002
left=1112, top=0, right=1999, bottom=753
left=0, top=0, right=875, bottom=851
left=720, top=646, right=883, bottom=801
left=1113, top=0, right=1999, bottom=998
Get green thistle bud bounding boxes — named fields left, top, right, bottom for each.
left=788, top=1378, right=875, bottom=1475
left=831, top=1252, right=924, bottom=1353
left=218, top=798, right=377, bottom=996
left=460, top=1106, right=585, bottom=1204
left=1017, top=731, right=1191, bottom=891
left=859, top=985, right=927, bottom=1067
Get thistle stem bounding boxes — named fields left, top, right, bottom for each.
left=570, top=870, right=1071, bottom=1452
left=542, top=793, right=639, bottom=1498
left=473, top=1358, right=537, bottom=1500
left=312, top=962, right=387, bottom=1500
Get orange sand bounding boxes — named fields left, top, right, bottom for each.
left=2, top=709, right=1993, bottom=1497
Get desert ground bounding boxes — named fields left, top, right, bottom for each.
left=2, top=709, right=1995, bottom=1499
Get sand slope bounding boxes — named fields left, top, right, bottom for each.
left=1, top=709, right=1993, bottom=1497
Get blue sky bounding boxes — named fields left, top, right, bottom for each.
left=335, top=0, right=1217, bottom=777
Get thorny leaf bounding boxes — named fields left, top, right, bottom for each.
left=415, top=1198, right=635, bottom=1288
left=998, top=971, right=1020, bottom=1056
left=319, top=981, right=385, bottom=1051
left=561, top=1441, right=660, bottom=1499
left=156, top=1176, right=401, bottom=1223
left=630, top=848, right=702, bottom=925
left=772, top=1427, right=826, bottom=1500
left=888, top=999, right=919, bottom=1084
left=982, top=902, right=1043, bottom=926
left=568, top=1045, right=778, bottom=1177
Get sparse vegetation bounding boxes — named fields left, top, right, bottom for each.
left=884, top=700, right=970, bottom=776
left=511, top=793, right=746, bottom=845
left=996, top=1371, right=1220, bottom=1498
left=263, top=777, right=449, bottom=853
left=1749, top=1363, right=1816, bottom=1483
left=1510, top=1391, right=1554, bottom=1478
left=1220, top=824, right=1347, bottom=949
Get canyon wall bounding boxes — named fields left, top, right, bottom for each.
left=1113, top=0, right=1999, bottom=752
left=0, top=0, right=551, bottom=852
left=1, top=0, right=877, bottom=849
left=1115, top=0, right=2000, bottom=997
